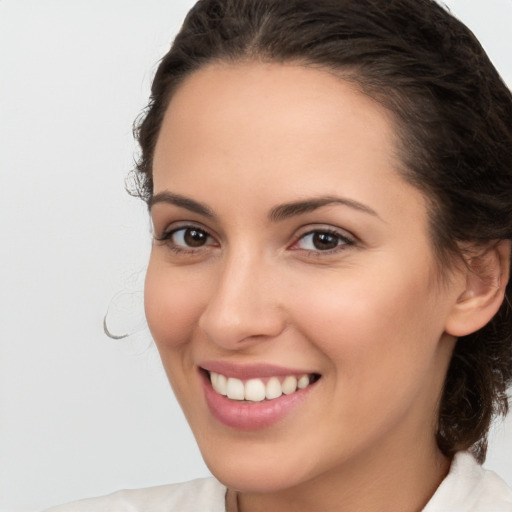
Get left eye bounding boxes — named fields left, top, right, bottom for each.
left=295, top=230, right=351, bottom=251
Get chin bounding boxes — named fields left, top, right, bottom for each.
left=196, top=433, right=319, bottom=494
left=206, top=456, right=308, bottom=494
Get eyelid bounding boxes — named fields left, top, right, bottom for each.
left=294, top=224, right=356, bottom=241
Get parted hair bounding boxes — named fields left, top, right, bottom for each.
left=132, top=0, right=512, bottom=462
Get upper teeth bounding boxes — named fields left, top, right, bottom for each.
left=209, top=372, right=313, bottom=402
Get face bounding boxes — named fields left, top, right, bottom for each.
left=145, top=62, right=461, bottom=493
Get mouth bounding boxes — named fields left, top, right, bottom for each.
left=205, top=370, right=321, bottom=402
left=199, top=365, right=321, bottom=430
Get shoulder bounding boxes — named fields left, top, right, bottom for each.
left=424, top=451, right=512, bottom=512
left=44, top=477, right=227, bottom=512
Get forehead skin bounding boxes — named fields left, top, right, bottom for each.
left=153, top=62, right=407, bottom=219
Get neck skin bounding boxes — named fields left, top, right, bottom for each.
left=235, top=421, right=451, bottom=512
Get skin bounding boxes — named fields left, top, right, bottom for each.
left=145, top=62, right=470, bottom=512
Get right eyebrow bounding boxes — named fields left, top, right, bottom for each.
left=149, top=191, right=215, bottom=219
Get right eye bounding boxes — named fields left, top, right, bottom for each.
left=156, top=226, right=217, bottom=251
left=172, top=227, right=210, bottom=247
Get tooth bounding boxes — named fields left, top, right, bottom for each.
left=211, top=372, right=314, bottom=400
left=213, top=373, right=227, bottom=395
left=282, top=375, right=298, bottom=395
left=226, top=377, right=245, bottom=400
left=265, top=377, right=283, bottom=399
left=245, top=379, right=266, bottom=402
left=297, top=375, right=310, bottom=389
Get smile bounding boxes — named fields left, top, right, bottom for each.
left=201, top=365, right=321, bottom=430
left=209, top=371, right=319, bottom=402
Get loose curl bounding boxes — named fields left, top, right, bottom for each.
left=131, top=0, right=512, bottom=462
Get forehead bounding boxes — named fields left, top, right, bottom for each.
left=155, top=63, right=397, bottom=182
left=152, top=62, right=425, bottom=227
left=156, top=63, right=396, bottom=149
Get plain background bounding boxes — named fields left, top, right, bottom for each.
left=1, top=1, right=511, bottom=511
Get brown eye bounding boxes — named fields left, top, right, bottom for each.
left=294, top=229, right=354, bottom=252
left=311, top=232, right=339, bottom=250
left=167, top=227, right=213, bottom=248
left=183, top=228, right=208, bottom=247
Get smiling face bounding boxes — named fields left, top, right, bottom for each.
left=145, top=62, right=463, bottom=501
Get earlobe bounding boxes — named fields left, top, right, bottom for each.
left=445, top=240, right=511, bottom=337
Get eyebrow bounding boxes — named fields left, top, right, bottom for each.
left=149, top=191, right=380, bottom=222
left=269, top=196, right=380, bottom=222
left=149, top=191, right=215, bottom=218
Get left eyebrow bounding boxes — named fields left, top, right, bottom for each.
left=269, top=196, right=381, bottom=222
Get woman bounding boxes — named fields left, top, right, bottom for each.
left=48, top=0, right=512, bottom=510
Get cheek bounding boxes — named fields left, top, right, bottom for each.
left=290, top=262, right=444, bottom=379
left=144, top=257, right=212, bottom=415
left=144, top=257, right=207, bottom=351
left=288, top=266, right=450, bottom=441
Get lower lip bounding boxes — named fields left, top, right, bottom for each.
left=201, top=372, right=316, bottom=430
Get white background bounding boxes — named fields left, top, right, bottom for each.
left=1, top=1, right=511, bottom=511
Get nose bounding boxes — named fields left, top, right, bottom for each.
left=198, top=250, right=286, bottom=349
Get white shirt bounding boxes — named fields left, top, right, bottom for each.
left=45, top=452, right=512, bottom=512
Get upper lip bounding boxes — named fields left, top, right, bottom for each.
left=200, top=361, right=318, bottom=380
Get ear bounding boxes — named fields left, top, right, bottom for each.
left=445, top=240, right=511, bottom=337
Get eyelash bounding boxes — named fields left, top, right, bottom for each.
left=155, top=225, right=355, bottom=256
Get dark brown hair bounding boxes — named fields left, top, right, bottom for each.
left=132, top=0, right=512, bottom=462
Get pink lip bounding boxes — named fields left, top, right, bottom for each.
left=200, top=360, right=315, bottom=380
left=199, top=366, right=318, bottom=430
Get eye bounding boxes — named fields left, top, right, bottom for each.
left=173, top=227, right=210, bottom=247
left=156, top=225, right=216, bottom=251
left=293, top=229, right=354, bottom=252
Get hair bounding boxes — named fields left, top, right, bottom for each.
left=131, top=0, right=512, bottom=462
